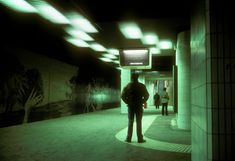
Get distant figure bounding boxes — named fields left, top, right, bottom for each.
left=153, top=92, right=160, bottom=109
left=161, top=87, right=169, bottom=115
left=121, top=73, right=149, bottom=143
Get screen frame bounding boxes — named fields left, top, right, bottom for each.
left=119, top=48, right=152, bottom=69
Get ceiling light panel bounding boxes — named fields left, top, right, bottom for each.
left=65, top=27, right=94, bottom=41
left=150, top=47, right=161, bottom=54
left=159, top=40, right=173, bottom=49
left=65, top=37, right=89, bottom=47
left=102, top=54, right=117, bottom=59
left=99, top=57, right=112, bottom=62
left=119, top=22, right=142, bottom=39
left=29, top=0, right=70, bottom=24
left=89, top=43, right=107, bottom=52
left=0, top=0, right=37, bottom=13
left=67, top=12, right=98, bottom=33
left=141, top=33, right=159, bottom=45
left=107, top=48, right=119, bottom=55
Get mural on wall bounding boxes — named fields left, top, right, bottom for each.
left=68, top=74, right=120, bottom=114
left=0, top=50, right=120, bottom=127
left=0, top=53, right=44, bottom=126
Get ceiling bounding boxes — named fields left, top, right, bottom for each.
left=0, top=0, right=190, bottom=72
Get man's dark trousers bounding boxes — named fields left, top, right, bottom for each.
left=126, top=105, right=143, bottom=141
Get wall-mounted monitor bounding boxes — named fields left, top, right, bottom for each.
left=119, top=48, right=152, bottom=69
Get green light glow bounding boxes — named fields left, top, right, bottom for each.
left=0, top=0, right=37, bottom=13
left=65, top=37, right=89, bottom=47
left=29, top=0, right=69, bottom=24
left=92, top=93, right=108, bottom=103
left=141, top=33, right=159, bottom=45
left=89, top=43, right=107, bottom=52
left=67, top=12, right=98, bottom=33
left=107, top=48, right=119, bottom=55
left=159, top=40, right=173, bottom=49
left=150, top=47, right=161, bottom=54
left=113, top=60, right=120, bottom=64
left=99, top=57, right=112, bottom=62
left=119, top=22, right=142, bottom=39
left=116, top=67, right=121, bottom=70
left=102, top=53, right=117, bottom=59
left=65, top=27, right=94, bottom=41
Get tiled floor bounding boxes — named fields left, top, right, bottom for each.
left=0, top=107, right=191, bottom=161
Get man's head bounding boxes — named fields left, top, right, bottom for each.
left=131, top=73, right=139, bottom=82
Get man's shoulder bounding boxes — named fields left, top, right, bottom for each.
left=138, top=82, right=146, bottom=87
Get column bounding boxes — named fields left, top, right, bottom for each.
left=176, top=31, right=191, bottom=130
left=120, top=68, right=131, bottom=114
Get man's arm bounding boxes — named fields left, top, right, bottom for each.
left=142, top=85, right=149, bottom=103
left=121, top=85, right=129, bottom=104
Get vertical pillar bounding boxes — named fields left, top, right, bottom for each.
left=120, top=68, right=131, bottom=113
left=173, top=65, right=178, bottom=113
left=176, top=31, right=191, bottom=130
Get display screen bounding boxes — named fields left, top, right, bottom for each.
left=119, top=49, right=151, bottom=69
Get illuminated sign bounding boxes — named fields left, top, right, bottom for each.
left=119, top=49, right=152, bottom=69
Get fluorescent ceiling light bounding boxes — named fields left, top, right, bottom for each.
left=102, top=54, right=117, bottom=59
left=65, top=27, right=94, bottom=41
left=150, top=47, right=161, bottom=54
left=0, top=0, right=37, bottom=13
left=29, top=0, right=69, bottom=24
left=141, top=33, right=159, bottom=45
left=99, top=57, right=112, bottom=62
left=89, top=43, right=106, bottom=52
left=107, top=48, right=119, bottom=55
left=159, top=40, right=173, bottom=49
left=65, top=37, right=89, bottom=47
left=67, top=12, right=98, bottom=33
left=119, top=22, right=142, bottom=39
left=113, top=60, right=119, bottom=64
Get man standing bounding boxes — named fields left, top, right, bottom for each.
left=121, top=73, right=149, bottom=143
left=154, top=92, right=160, bottom=109
left=161, top=87, right=169, bottom=115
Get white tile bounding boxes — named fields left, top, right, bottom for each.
left=207, top=133, right=213, bottom=160
left=207, top=108, right=212, bottom=134
left=219, top=109, right=225, bottom=134
left=210, top=34, right=218, bottom=58
left=218, top=84, right=225, bottom=108
left=212, top=108, right=219, bottom=133
left=211, top=58, right=218, bottom=82
left=212, top=134, right=219, bottom=160
left=225, top=110, right=232, bottom=134
left=218, top=59, right=224, bottom=83
left=206, top=58, right=212, bottom=83
left=219, top=135, right=226, bottom=159
left=211, top=84, right=218, bottom=108
left=225, top=84, right=231, bottom=108
left=224, top=59, right=231, bottom=83
left=206, top=83, right=212, bottom=108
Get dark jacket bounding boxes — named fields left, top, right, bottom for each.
left=121, top=82, right=149, bottom=108
left=154, top=93, right=160, bottom=105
